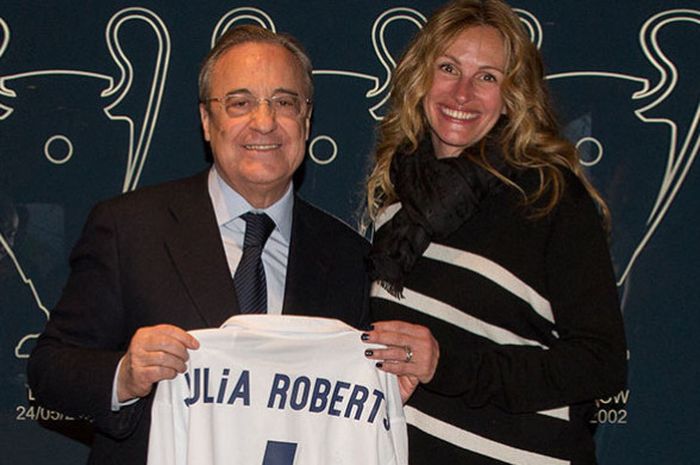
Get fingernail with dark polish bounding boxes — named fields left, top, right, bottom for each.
left=375, top=362, right=383, bottom=368
left=365, top=349, right=373, bottom=357
left=368, top=324, right=375, bottom=331
left=361, top=333, right=370, bottom=341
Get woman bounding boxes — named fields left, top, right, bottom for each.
left=360, top=0, right=627, bottom=464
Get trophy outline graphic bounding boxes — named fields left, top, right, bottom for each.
left=0, top=7, right=171, bottom=359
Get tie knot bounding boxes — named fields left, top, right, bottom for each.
left=241, top=212, right=275, bottom=248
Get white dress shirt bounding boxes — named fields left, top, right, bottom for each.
left=207, top=166, right=293, bottom=315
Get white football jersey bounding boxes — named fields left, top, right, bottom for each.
left=148, top=315, right=408, bottom=465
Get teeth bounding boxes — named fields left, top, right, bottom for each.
left=245, top=144, right=280, bottom=150
left=441, top=107, right=478, bottom=120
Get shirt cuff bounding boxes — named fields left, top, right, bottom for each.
left=111, top=356, right=140, bottom=411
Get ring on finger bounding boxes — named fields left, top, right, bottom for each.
left=404, top=345, right=413, bottom=363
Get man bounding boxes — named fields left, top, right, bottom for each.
left=27, top=25, right=369, bottom=464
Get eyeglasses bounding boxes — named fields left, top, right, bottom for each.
left=205, top=93, right=311, bottom=118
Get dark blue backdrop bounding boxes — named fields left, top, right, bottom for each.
left=1, top=1, right=698, bottom=464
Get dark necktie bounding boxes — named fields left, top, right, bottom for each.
left=234, top=212, right=275, bottom=313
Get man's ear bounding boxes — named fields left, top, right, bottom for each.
left=199, top=103, right=212, bottom=141
left=304, top=106, right=313, bottom=141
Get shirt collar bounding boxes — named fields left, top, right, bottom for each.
left=208, top=166, right=294, bottom=242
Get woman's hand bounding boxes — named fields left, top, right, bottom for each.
left=361, top=320, right=439, bottom=403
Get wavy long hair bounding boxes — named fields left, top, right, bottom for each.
left=365, top=0, right=609, bottom=227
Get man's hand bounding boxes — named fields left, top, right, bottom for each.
left=117, top=324, right=199, bottom=402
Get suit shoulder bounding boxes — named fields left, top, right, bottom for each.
left=295, top=197, right=369, bottom=251
left=92, top=171, right=208, bottom=214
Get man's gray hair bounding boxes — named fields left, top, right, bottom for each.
left=198, top=25, right=314, bottom=105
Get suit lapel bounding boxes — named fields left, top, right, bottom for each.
left=164, top=171, right=239, bottom=327
left=282, top=197, right=331, bottom=317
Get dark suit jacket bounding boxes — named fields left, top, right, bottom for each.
left=27, top=170, right=370, bottom=465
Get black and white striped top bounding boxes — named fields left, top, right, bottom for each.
left=370, top=170, right=626, bottom=465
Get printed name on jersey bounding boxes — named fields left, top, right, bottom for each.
left=183, top=367, right=390, bottom=429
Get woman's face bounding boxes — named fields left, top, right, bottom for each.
left=422, top=25, right=507, bottom=158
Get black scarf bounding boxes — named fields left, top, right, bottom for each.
left=367, top=133, right=509, bottom=297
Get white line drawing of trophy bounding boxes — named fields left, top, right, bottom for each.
left=533, top=9, right=700, bottom=295
left=311, top=7, right=427, bottom=166
left=0, top=7, right=170, bottom=359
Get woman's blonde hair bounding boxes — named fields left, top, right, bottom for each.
left=365, top=0, right=609, bottom=226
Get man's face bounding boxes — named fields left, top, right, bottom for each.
left=200, top=42, right=311, bottom=208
